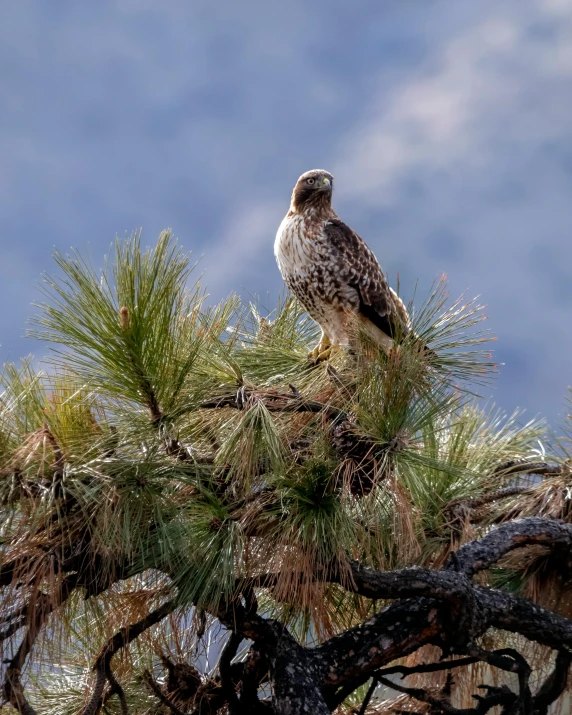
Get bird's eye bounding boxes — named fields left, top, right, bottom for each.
left=306, top=178, right=315, bottom=185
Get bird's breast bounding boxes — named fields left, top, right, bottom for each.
left=274, top=214, right=323, bottom=276
left=274, top=211, right=357, bottom=329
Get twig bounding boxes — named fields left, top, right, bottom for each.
left=357, top=657, right=480, bottom=715
left=376, top=674, right=452, bottom=712
left=357, top=675, right=378, bottom=715
left=378, top=656, right=481, bottom=679
left=468, top=647, right=532, bottom=713
left=376, top=674, right=516, bottom=715
left=164, top=436, right=194, bottom=462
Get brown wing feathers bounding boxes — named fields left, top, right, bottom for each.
left=323, top=219, right=403, bottom=339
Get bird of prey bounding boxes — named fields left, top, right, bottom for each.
left=274, top=168, right=413, bottom=361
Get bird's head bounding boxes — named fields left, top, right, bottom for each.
left=290, top=169, right=334, bottom=213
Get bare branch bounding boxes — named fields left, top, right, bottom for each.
left=482, top=586, right=572, bottom=653
left=0, top=614, right=28, bottom=641
left=466, top=647, right=532, bottom=714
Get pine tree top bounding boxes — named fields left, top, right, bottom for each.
left=1, top=233, right=571, bottom=714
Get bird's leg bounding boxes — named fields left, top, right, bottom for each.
left=310, top=334, right=342, bottom=362
left=310, top=332, right=331, bottom=362
left=317, top=343, right=340, bottom=361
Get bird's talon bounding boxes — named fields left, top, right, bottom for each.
left=309, top=337, right=331, bottom=362
left=311, top=344, right=340, bottom=362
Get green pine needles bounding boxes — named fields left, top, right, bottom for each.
left=0, top=231, right=569, bottom=714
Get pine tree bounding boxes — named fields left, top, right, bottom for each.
left=0, top=232, right=571, bottom=714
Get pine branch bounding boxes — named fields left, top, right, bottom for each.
left=532, top=649, right=572, bottom=715
left=223, top=519, right=572, bottom=712
left=218, top=631, right=242, bottom=714
left=117, top=305, right=163, bottom=423
left=376, top=674, right=517, bottom=715
left=9, top=236, right=572, bottom=715
left=142, top=672, right=190, bottom=715
left=444, top=517, right=572, bottom=577
left=199, top=387, right=345, bottom=421
left=1, top=579, right=75, bottom=714
left=493, top=460, right=563, bottom=478
left=104, top=667, right=129, bottom=715
left=79, top=599, right=176, bottom=715
left=445, top=485, right=531, bottom=518
left=356, top=659, right=481, bottom=715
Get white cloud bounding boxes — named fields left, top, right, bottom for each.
left=334, top=0, right=572, bottom=206
left=326, top=0, right=572, bottom=420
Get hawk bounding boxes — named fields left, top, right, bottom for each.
left=274, top=168, right=414, bottom=361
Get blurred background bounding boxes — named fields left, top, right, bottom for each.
left=1, top=0, right=571, bottom=427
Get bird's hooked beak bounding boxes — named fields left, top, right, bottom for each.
left=320, top=176, right=332, bottom=192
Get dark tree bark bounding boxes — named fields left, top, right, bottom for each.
left=4, top=518, right=572, bottom=715
left=214, top=518, right=572, bottom=714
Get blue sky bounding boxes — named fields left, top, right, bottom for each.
left=1, top=0, right=571, bottom=426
